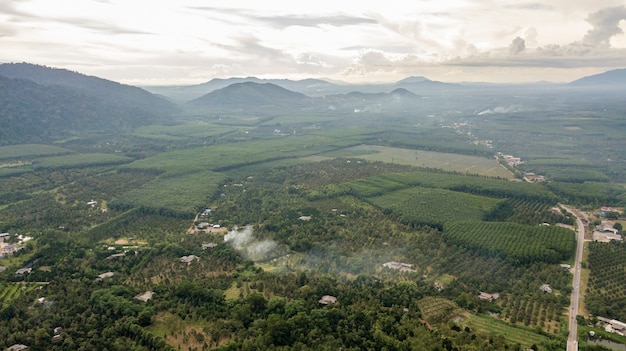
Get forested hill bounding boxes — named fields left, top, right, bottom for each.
left=186, top=82, right=309, bottom=111
left=0, top=63, right=179, bottom=145
left=0, top=63, right=177, bottom=115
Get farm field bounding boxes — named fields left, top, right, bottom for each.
left=465, top=314, right=550, bottom=348
left=0, top=144, right=73, bottom=160
left=343, top=145, right=512, bottom=178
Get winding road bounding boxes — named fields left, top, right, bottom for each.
left=562, top=205, right=586, bottom=351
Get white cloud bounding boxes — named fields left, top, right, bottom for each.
left=1, top=1, right=626, bottom=84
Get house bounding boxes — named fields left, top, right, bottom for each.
left=383, top=261, right=415, bottom=273
left=105, top=253, right=125, bottom=260
left=180, top=255, right=199, bottom=265
left=96, top=272, right=114, bottom=280
left=478, top=292, right=500, bottom=301
left=598, top=317, right=626, bottom=336
left=15, top=267, right=32, bottom=277
left=539, top=284, right=552, bottom=293
left=196, top=222, right=210, bottom=229
left=53, top=327, right=63, bottom=335
left=202, top=243, right=218, bottom=250
left=135, top=291, right=154, bottom=302
left=319, top=295, right=337, bottom=305
left=298, top=216, right=312, bottom=221
left=6, top=344, right=29, bottom=351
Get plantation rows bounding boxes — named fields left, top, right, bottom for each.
left=507, top=199, right=574, bottom=226
left=368, top=187, right=501, bottom=229
left=0, top=284, right=40, bottom=308
left=417, top=297, right=464, bottom=324
left=443, top=221, right=575, bottom=265
left=500, top=294, right=563, bottom=332
left=585, top=241, right=626, bottom=321
left=344, top=170, right=558, bottom=203
left=110, top=170, right=226, bottom=218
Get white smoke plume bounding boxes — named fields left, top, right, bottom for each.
left=477, top=105, right=521, bottom=115
left=224, top=225, right=278, bottom=261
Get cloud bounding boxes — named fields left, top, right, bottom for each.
left=582, top=5, right=626, bottom=47
left=509, top=37, right=526, bottom=55
left=257, top=14, right=377, bottom=28
left=505, top=3, right=554, bottom=11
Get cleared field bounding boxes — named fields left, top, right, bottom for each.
left=132, top=122, right=238, bottom=139
left=341, top=145, right=511, bottom=178
left=32, top=153, right=132, bottom=170
left=465, top=314, right=550, bottom=348
left=0, top=144, right=72, bottom=160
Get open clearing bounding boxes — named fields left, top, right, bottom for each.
left=343, top=145, right=512, bottom=178
left=465, top=314, right=549, bottom=348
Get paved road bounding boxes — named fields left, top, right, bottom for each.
left=562, top=205, right=585, bottom=351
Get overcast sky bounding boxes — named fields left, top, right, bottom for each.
left=2, top=0, right=626, bottom=85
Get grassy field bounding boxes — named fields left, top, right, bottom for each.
left=0, top=283, right=44, bottom=307
left=465, top=314, right=550, bottom=348
left=341, top=145, right=511, bottom=178
left=0, top=144, right=72, bottom=160
left=132, top=122, right=239, bottom=140
left=32, top=153, right=132, bottom=170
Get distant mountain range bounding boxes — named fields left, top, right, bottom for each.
left=1, top=62, right=625, bottom=145
left=144, top=75, right=462, bottom=103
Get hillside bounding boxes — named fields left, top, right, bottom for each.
left=145, top=77, right=336, bottom=102
left=568, top=68, right=626, bottom=87
left=0, top=63, right=179, bottom=144
left=186, top=82, right=309, bottom=112
left=0, top=63, right=178, bottom=117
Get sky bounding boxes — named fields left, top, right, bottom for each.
left=1, top=0, right=626, bottom=85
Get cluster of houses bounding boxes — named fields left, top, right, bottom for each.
left=597, top=317, right=626, bottom=336
left=0, top=232, right=31, bottom=258
left=499, top=154, right=524, bottom=167
left=593, top=222, right=622, bottom=242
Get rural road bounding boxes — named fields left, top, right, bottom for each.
left=562, top=205, right=586, bottom=351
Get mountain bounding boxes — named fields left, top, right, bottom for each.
left=568, top=69, right=626, bottom=87
left=145, top=75, right=463, bottom=102
left=186, top=82, right=309, bottom=112
left=0, top=75, right=122, bottom=144
left=0, top=63, right=179, bottom=144
left=0, top=63, right=178, bottom=116
left=144, top=77, right=338, bottom=102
